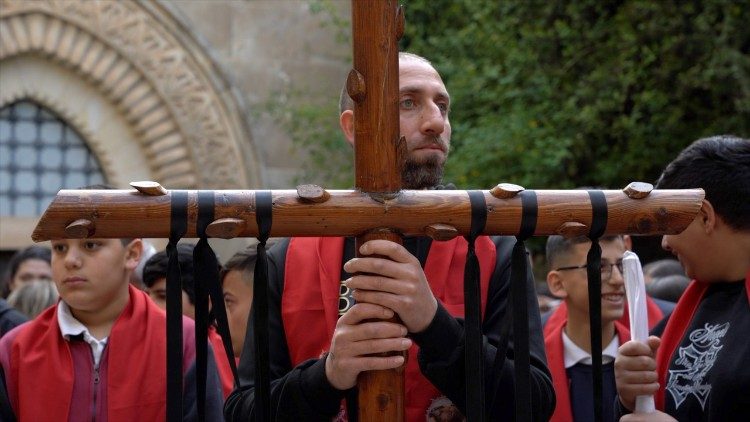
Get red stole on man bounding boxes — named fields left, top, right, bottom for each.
left=282, top=236, right=496, bottom=421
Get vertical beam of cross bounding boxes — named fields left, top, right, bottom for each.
left=349, top=1, right=406, bottom=421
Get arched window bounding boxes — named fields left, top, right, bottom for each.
left=0, top=100, right=107, bottom=217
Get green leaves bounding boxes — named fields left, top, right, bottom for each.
left=400, top=0, right=750, bottom=189
left=284, top=0, right=748, bottom=191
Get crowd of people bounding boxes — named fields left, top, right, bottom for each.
left=0, top=52, right=747, bottom=421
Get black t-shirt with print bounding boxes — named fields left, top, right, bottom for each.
left=656, top=280, right=750, bottom=421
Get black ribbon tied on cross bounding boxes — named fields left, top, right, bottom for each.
left=167, top=190, right=240, bottom=422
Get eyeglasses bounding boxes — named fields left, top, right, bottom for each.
left=555, top=260, right=624, bottom=281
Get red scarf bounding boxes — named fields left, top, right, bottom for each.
left=208, top=326, right=234, bottom=398
left=282, top=236, right=496, bottom=422
left=655, top=270, right=750, bottom=410
left=546, top=295, right=663, bottom=333
left=8, top=285, right=170, bottom=420
left=544, top=319, right=629, bottom=422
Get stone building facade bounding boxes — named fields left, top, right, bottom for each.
left=0, top=0, right=350, bottom=260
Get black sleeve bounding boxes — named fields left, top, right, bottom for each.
left=224, top=238, right=346, bottom=421
left=413, top=236, right=556, bottom=421
left=183, top=343, right=225, bottom=421
left=0, top=300, right=27, bottom=338
left=0, top=365, right=16, bottom=422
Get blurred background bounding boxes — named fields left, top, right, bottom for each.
left=1, top=0, right=748, bottom=275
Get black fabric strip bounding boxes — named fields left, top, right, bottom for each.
left=167, top=190, right=188, bottom=422
left=464, top=190, right=487, bottom=422
left=194, top=191, right=214, bottom=422
left=587, top=190, right=608, bottom=422
left=253, top=191, right=273, bottom=422
left=514, top=191, right=535, bottom=422
left=587, top=190, right=607, bottom=239
left=490, top=190, right=536, bottom=422
left=517, top=190, right=538, bottom=240
left=195, top=191, right=241, bottom=390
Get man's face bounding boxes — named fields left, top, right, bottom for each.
left=398, top=58, right=452, bottom=189
left=10, top=258, right=52, bottom=292
left=146, top=277, right=195, bottom=320
left=555, top=239, right=626, bottom=324
left=50, top=239, right=140, bottom=316
left=223, top=269, right=253, bottom=357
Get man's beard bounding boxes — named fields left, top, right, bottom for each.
left=401, top=155, right=445, bottom=189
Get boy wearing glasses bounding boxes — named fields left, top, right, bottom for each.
left=543, top=235, right=628, bottom=422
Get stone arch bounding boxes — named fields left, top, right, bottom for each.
left=0, top=0, right=262, bottom=190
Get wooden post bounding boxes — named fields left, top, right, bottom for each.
left=350, top=1, right=405, bottom=420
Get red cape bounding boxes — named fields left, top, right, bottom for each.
left=282, top=236, right=496, bottom=422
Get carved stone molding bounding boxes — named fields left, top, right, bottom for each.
left=0, top=0, right=262, bottom=189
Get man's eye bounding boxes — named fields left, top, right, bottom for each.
left=52, top=244, right=67, bottom=253
left=437, top=102, right=449, bottom=113
left=400, top=99, right=415, bottom=109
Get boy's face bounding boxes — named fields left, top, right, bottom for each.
left=50, top=239, right=141, bottom=313
left=146, top=277, right=195, bottom=320
left=222, top=269, right=253, bottom=356
left=661, top=211, right=717, bottom=282
left=548, top=238, right=626, bottom=324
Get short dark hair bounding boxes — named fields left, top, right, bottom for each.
left=545, top=235, right=622, bottom=270
left=142, top=243, right=196, bottom=304
left=3, top=246, right=51, bottom=297
left=221, top=247, right=257, bottom=287
left=647, top=274, right=690, bottom=303
left=643, top=259, right=685, bottom=279
left=656, top=135, right=750, bottom=230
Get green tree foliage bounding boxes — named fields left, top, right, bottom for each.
left=398, top=0, right=750, bottom=189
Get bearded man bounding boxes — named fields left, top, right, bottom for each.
left=224, top=52, right=555, bottom=422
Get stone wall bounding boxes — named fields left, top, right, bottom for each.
left=165, top=0, right=351, bottom=188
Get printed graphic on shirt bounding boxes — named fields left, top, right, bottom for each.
left=666, top=322, right=729, bottom=410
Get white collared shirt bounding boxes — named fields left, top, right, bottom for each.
left=562, top=329, right=619, bottom=369
left=57, top=301, right=109, bottom=367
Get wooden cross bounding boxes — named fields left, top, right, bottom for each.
left=32, top=1, right=703, bottom=420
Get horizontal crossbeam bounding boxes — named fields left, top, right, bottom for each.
left=32, top=185, right=704, bottom=241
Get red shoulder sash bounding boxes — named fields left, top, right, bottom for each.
left=9, top=286, right=170, bottom=420
left=208, top=326, right=234, bottom=398
left=544, top=318, right=630, bottom=422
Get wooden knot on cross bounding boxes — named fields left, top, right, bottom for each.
left=346, top=69, right=366, bottom=103
left=623, top=182, right=653, bottom=199
left=490, top=182, right=525, bottom=199
left=206, top=218, right=246, bottom=239
left=65, top=219, right=95, bottom=238
left=425, top=223, right=459, bottom=241
left=555, top=222, right=588, bottom=239
left=130, top=181, right=167, bottom=196
left=296, top=184, right=331, bottom=203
